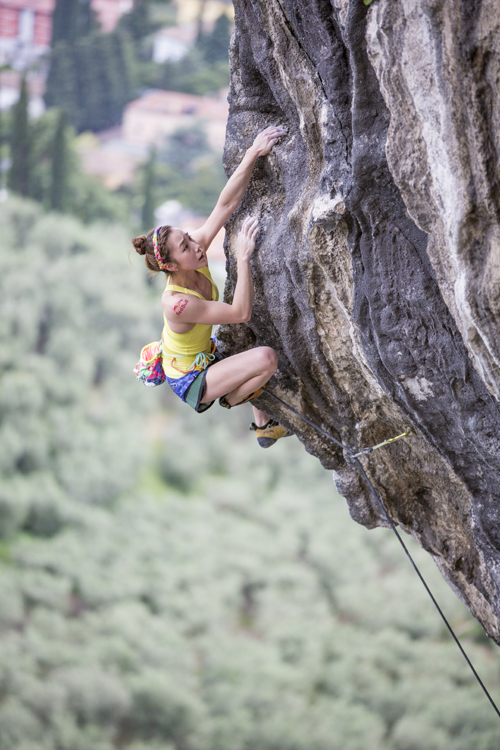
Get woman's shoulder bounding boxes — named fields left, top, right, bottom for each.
left=161, top=288, right=196, bottom=323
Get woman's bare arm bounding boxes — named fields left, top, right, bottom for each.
left=192, top=126, right=286, bottom=251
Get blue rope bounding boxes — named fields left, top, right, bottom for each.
left=192, top=350, right=216, bottom=370
left=263, top=388, right=500, bottom=720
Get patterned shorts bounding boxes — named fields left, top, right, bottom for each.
left=164, top=340, right=221, bottom=413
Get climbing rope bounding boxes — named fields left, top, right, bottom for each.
left=263, top=388, right=500, bottom=720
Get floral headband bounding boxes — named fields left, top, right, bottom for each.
left=152, top=226, right=167, bottom=270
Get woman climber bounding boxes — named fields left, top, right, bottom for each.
left=132, top=125, right=290, bottom=448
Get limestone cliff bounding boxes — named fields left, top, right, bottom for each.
left=218, top=0, right=500, bottom=643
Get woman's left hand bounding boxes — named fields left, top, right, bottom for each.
left=237, top=217, right=259, bottom=263
left=250, top=126, right=287, bottom=158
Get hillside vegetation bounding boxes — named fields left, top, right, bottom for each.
left=0, top=197, right=499, bottom=749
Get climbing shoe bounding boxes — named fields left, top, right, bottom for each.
left=249, top=419, right=291, bottom=448
left=219, top=388, right=264, bottom=409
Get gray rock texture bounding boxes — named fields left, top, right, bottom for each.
left=218, top=0, right=500, bottom=643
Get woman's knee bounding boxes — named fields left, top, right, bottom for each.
left=255, top=346, right=278, bottom=374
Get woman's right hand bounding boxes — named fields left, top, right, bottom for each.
left=250, top=126, right=287, bottom=158
left=237, top=217, right=259, bottom=263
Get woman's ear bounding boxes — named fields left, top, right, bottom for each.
left=165, top=263, right=178, bottom=273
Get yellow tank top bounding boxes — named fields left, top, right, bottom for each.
left=161, top=266, right=219, bottom=379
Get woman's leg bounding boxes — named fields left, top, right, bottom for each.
left=203, top=346, right=290, bottom=445
left=202, top=346, right=277, bottom=412
left=251, top=405, right=271, bottom=428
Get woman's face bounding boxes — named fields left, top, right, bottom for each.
left=167, top=228, right=207, bottom=271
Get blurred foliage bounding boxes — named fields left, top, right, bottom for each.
left=7, top=76, right=30, bottom=197
left=154, top=50, right=230, bottom=96
left=45, top=29, right=138, bottom=133
left=6, top=103, right=127, bottom=224
left=150, top=13, right=231, bottom=96
left=197, top=13, right=232, bottom=66
left=0, top=195, right=155, bottom=525
left=38, top=4, right=231, bottom=230
left=133, top=124, right=226, bottom=226
left=118, top=0, right=158, bottom=43
left=51, top=0, right=99, bottom=46
left=0, top=195, right=499, bottom=749
left=141, top=148, right=157, bottom=231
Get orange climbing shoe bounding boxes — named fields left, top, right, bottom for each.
left=249, top=419, right=291, bottom=448
left=219, top=388, right=264, bottom=409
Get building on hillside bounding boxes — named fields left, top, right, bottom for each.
left=0, top=0, right=131, bottom=67
left=76, top=132, right=140, bottom=190
left=122, top=89, right=229, bottom=152
left=0, top=0, right=54, bottom=66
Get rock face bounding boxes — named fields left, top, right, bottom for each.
left=218, top=0, right=500, bottom=643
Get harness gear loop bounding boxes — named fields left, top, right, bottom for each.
left=167, top=339, right=217, bottom=374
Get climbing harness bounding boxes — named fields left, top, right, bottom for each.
left=262, top=388, right=500, bottom=720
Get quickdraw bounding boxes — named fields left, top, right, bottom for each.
left=352, top=426, right=414, bottom=458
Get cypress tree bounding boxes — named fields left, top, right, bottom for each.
left=51, top=0, right=96, bottom=45
left=198, top=13, right=231, bottom=65
left=142, top=149, right=157, bottom=231
left=76, top=0, right=99, bottom=38
left=51, top=0, right=80, bottom=46
left=74, top=35, right=107, bottom=131
left=0, top=106, right=7, bottom=191
left=110, top=29, right=136, bottom=108
left=196, top=0, right=208, bottom=43
left=49, top=110, right=70, bottom=212
left=98, top=33, right=124, bottom=126
left=48, top=0, right=140, bottom=135
left=119, top=0, right=153, bottom=42
left=8, top=76, right=31, bottom=197
left=44, top=42, right=79, bottom=123
left=209, top=13, right=231, bottom=62
left=70, top=31, right=137, bottom=132
left=48, top=0, right=100, bottom=130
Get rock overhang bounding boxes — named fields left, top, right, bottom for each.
left=218, top=0, right=500, bottom=643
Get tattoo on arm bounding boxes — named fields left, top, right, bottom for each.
left=173, top=298, right=189, bottom=316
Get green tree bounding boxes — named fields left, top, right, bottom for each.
left=170, top=161, right=226, bottom=215
left=156, top=49, right=229, bottom=96
left=141, top=148, right=157, bottom=231
left=49, top=110, right=70, bottom=212
left=46, top=31, right=137, bottom=133
left=118, top=0, right=156, bottom=42
left=159, top=124, right=210, bottom=174
left=0, top=196, right=152, bottom=526
left=197, top=12, right=231, bottom=65
left=97, top=31, right=137, bottom=128
left=51, top=0, right=97, bottom=46
left=7, top=76, right=31, bottom=197
left=44, top=41, right=79, bottom=117
left=110, top=28, right=137, bottom=108
left=51, top=0, right=80, bottom=45
left=150, top=124, right=226, bottom=216
left=73, top=34, right=107, bottom=131
left=19, top=108, right=126, bottom=224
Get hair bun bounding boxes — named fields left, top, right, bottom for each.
left=132, top=235, right=147, bottom=256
